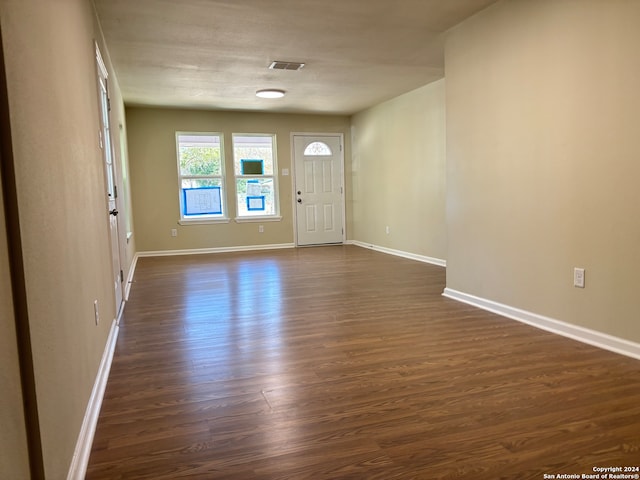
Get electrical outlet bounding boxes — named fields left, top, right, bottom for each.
left=258, top=225, right=264, bottom=233
left=385, top=226, right=390, bottom=234
left=574, top=268, right=585, bottom=288
left=94, top=300, right=100, bottom=325
left=171, top=228, right=177, bottom=237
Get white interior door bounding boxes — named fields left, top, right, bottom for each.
left=96, top=45, right=123, bottom=315
left=293, top=135, right=344, bottom=246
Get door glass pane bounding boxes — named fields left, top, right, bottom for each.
left=303, top=141, right=332, bottom=156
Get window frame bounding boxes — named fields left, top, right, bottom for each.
left=176, top=131, right=229, bottom=224
left=232, top=133, right=281, bottom=222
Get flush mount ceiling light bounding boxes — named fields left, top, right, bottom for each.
left=256, top=89, right=286, bottom=99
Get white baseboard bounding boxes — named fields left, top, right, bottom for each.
left=442, top=288, right=640, bottom=361
left=348, top=240, right=446, bottom=267
left=137, top=242, right=295, bottom=258
left=124, top=253, right=138, bottom=302
left=67, top=318, right=119, bottom=480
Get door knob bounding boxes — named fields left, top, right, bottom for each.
left=297, top=191, right=301, bottom=195
left=109, top=209, right=119, bottom=216
left=297, top=198, right=302, bottom=203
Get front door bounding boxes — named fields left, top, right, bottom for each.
left=293, top=135, right=344, bottom=246
left=96, top=45, right=123, bottom=315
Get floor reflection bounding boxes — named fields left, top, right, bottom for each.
left=181, top=257, right=283, bottom=379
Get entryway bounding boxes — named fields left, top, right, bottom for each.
left=292, top=134, right=345, bottom=246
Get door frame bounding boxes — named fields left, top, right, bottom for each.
left=290, top=132, right=346, bottom=247
left=0, top=23, right=45, bottom=479
left=95, top=43, right=124, bottom=317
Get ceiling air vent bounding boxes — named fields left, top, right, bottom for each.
left=269, top=61, right=305, bottom=71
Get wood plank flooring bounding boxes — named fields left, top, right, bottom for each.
left=86, top=245, right=640, bottom=479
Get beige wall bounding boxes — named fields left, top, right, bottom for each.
left=350, top=80, right=447, bottom=261
left=0, top=0, right=130, bottom=477
left=0, top=165, right=30, bottom=479
left=127, top=107, right=351, bottom=252
left=445, top=0, right=640, bottom=341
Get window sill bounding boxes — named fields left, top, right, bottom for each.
left=178, top=218, right=230, bottom=226
left=234, top=216, right=282, bottom=223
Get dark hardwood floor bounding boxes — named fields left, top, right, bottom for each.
left=86, top=245, right=640, bottom=479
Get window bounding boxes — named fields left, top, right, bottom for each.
left=232, top=134, right=279, bottom=218
left=176, top=133, right=226, bottom=221
left=304, top=141, right=332, bottom=156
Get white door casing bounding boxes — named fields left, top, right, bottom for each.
left=96, top=44, right=123, bottom=315
left=293, top=135, right=345, bottom=246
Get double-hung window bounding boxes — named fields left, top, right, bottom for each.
left=232, top=134, right=279, bottom=219
left=176, top=133, right=227, bottom=222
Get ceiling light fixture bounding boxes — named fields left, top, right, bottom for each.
left=256, top=89, right=286, bottom=99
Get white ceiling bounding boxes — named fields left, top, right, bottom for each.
left=94, top=0, right=498, bottom=115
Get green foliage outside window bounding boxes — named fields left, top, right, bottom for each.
left=179, top=146, right=221, bottom=176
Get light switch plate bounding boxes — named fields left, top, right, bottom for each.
left=574, top=268, right=585, bottom=288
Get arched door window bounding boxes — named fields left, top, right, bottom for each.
left=304, top=141, right=332, bottom=156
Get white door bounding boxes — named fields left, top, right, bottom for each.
left=96, top=45, right=123, bottom=315
left=293, top=135, right=344, bottom=246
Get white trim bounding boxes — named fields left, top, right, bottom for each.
left=124, top=254, right=138, bottom=302
left=349, top=240, right=446, bottom=267
left=234, top=215, right=282, bottom=223
left=94, top=42, right=108, bottom=79
left=137, top=243, right=295, bottom=258
left=67, top=319, right=119, bottom=480
left=442, top=288, right=640, bottom=361
left=178, top=218, right=230, bottom=225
